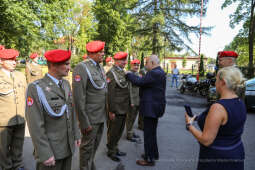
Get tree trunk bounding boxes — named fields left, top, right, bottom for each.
left=152, top=0, right=159, bottom=55
left=248, top=0, right=255, bottom=78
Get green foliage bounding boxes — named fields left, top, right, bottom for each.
left=140, top=52, right=145, bottom=69
left=92, top=0, right=137, bottom=56
left=199, top=54, right=205, bottom=76
left=222, top=0, right=255, bottom=78
left=0, top=0, right=73, bottom=57
left=182, top=56, right=187, bottom=68
left=132, top=0, right=211, bottom=57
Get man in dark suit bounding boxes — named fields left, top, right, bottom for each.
left=126, top=55, right=166, bottom=166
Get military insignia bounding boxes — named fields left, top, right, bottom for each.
left=75, top=75, right=81, bottom=82
left=27, top=96, right=34, bottom=106
left=106, top=77, right=111, bottom=83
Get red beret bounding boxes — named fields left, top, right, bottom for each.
left=114, top=52, right=128, bottom=60
left=131, top=59, right=140, bottom=64
left=44, top=49, right=71, bottom=63
left=0, top=49, right=19, bottom=60
left=83, top=54, right=87, bottom=60
left=218, top=51, right=238, bottom=58
left=30, top=53, right=39, bottom=59
left=86, top=41, right=105, bottom=53
left=0, top=45, right=5, bottom=50
left=106, top=57, right=113, bottom=62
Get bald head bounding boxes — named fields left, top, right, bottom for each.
left=145, top=54, right=160, bottom=71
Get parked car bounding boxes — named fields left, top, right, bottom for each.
left=245, top=78, right=255, bottom=109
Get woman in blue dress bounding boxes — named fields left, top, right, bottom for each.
left=185, top=66, right=247, bottom=170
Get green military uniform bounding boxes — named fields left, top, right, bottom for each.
left=126, top=71, right=140, bottom=139
left=0, top=69, right=27, bottom=170
left=137, top=68, right=147, bottom=130
left=25, top=62, right=43, bottom=84
left=106, top=65, right=130, bottom=156
left=72, top=59, right=107, bottom=170
left=25, top=74, right=80, bottom=170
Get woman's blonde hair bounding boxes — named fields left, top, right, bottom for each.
left=217, top=66, right=246, bottom=93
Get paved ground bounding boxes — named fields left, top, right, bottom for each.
left=23, top=76, right=255, bottom=170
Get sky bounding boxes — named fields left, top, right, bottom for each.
left=186, top=0, right=242, bottom=59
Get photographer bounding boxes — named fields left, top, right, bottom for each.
left=186, top=66, right=246, bottom=170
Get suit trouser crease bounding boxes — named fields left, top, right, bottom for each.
left=143, top=117, right=159, bottom=161
left=80, top=123, right=104, bottom=170
left=126, top=106, right=139, bottom=138
left=107, top=115, right=126, bottom=155
left=36, top=155, right=72, bottom=170
left=0, top=124, right=25, bottom=170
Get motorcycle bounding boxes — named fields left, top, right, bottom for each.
left=178, top=74, right=199, bottom=94
left=197, top=73, right=215, bottom=96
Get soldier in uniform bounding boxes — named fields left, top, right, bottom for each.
left=25, top=49, right=81, bottom=170
left=104, top=57, right=113, bottom=73
left=72, top=41, right=107, bottom=170
left=126, top=59, right=141, bottom=142
left=25, top=53, right=43, bottom=84
left=0, top=48, right=27, bottom=170
left=106, top=51, right=130, bottom=162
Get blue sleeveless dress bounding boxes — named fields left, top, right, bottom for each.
left=197, top=98, right=247, bottom=170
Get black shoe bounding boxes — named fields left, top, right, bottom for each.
left=116, top=151, right=126, bottom=156
left=127, top=137, right=137, bottom=142
left=107, top=154, right=121, bottom=162
left=141, top=153, right=159, bottom=160
left=133, top=133, right=140, bottom=138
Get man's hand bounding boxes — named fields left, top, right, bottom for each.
left=43, top=156, right=55, bottom=167
left=75, top=139, right=81, bottom=147
left=82, top=126, right=92, bottom=135
left=109, top=112, right=115, bottom=121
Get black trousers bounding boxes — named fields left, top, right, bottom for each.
left=143, top=117, right=158, bottom=162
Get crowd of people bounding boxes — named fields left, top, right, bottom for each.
left=0, top=41, right=248, bottom=170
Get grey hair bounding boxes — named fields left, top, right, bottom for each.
left=149, top=54, right=160, bottom=64
left=218, top=66, right=246, bottom=93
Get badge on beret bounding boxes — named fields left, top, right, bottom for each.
left=27, top=96, right=34, bottom=106
left=75, top=75, right=81, bottom=82
left=107, top=77, right=111, bottom=83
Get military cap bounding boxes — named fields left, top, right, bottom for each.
left=0, top=49, right=19, bottom=60
left=44, top=49, right=71, bottom=63
left=131, top=59, right=140, bottom=64
left=0, top=45, right=5, bottom=50
left=114, top=52, right=128, bottom=60
left=218, top=51, right=238, bottom=58
left=106, top=57, right=113, bottom=63
left=30, top=53, right=39, bottom=59
left=86, top=40, right=105, bottom=53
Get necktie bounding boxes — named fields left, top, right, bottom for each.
left=58, top=80, right=65, bottom=96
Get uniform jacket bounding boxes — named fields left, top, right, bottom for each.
left=72, top=60, right=107, bottom=130
left=129, top=71, right=140, bottom=106
left=126, top=66, right=166, bottom=118
left=25, top=74, right=80, bottom=163
left=0, top=69, right=27, bottom=126
left=25, top=62, right=43, bottom=84
left=107, top=65, right=130, bottom=115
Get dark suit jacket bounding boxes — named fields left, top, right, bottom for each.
left=126, top=66, right=166, bottom=118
